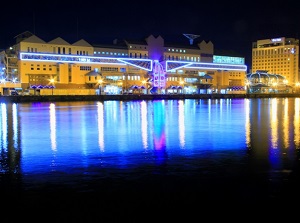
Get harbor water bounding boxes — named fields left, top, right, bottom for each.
left=1, top=98, right=300, bottom=221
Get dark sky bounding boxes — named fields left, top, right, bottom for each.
left=1, top=0, right=299, bottom=68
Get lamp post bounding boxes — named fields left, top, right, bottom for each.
left=124, top=73, right=128, bottom=94
left=283, top=79, right=288, bottom=92
left=142, top=80, right=146, bottom=94
left=180, top=80, right=184, bottom=94
left=245, top=81, right=250, bottom=94
left=272, top=82, right=277, bottom=93
left=98, top=79, right=103, bottom=95
left=119, top=81, right=123, bottom=94
left=296, top=82, right=300, bottom=93
left=50, top=78, right=55, bottom=95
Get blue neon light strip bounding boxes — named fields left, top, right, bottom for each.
left=165, top=61, right=193, bottom=71
left=19, top=52, right=246, bottom=72
left=118, top=58, right=152, bottom=71
left=166, top=60, right=247, bottom=71
left=188, top=63, right=247, bottom=71
left=20, top=52, right=152, bottom=71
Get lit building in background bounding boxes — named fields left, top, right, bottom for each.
left=0, top=31, right=247, bottom=95
left=252, top=37, right=299, bottom=87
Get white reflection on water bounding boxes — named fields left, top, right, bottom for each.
left=49, top=103, right=57, bottom=152
left=140, top=100, right=148, bottom=149
left=178, top=100, right=185, bottom=148
left=97, top=101, right=104, bottom=152
left=12, top=103, right=18, bottom=149
left=295, top=98, right=300, bottom=148
left=270, top=98, right=278, bottom=149
left=283, top=98, right=289, bottom=148
left=80, top=105, right=87, bottom=156
left=1, top=103, right=8, bottom=150
left=245, top=99, right=251, bottom=148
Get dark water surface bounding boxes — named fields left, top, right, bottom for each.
left=1, top=98, right=300, bottom=221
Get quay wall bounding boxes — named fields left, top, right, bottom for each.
left=1, top=93, right=300, bottom=103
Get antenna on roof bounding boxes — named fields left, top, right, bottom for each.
left=183, top=33, right=200, bottom=45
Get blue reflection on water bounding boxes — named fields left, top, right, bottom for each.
left=0, top=98, right=300, bottom=191
left=0, top=100, right=247, bottom=173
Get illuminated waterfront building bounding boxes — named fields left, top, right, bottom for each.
left=0, top=31, right=247, bottom=95
left=252, top=37, right=299, bottom=86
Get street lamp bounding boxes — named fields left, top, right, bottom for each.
left=272, top=82, right=277, bottom=93
left=98, top=79, right=103, bottom=95
left=142, top=80, right=146, bottom=94
left=180, top=80, right=184, bottom=94
left=245, top=81, right=250, bottom=94
left=50, top=78, right=55, bottom=95
left=296, top=82, right=300, bottom=93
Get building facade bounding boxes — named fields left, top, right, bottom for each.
left=0, top=31, right=247, bottom=95
left=252, top=37, right=299, bottom=86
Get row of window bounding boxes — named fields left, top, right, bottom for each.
left=127, top=46, right=188, bottom=54
left=164, top=55, right=200, bottom=62
left=253, top=47, right=296, bottom=56
left=94, top=51, right=128, bottom=56
left=27, top=47, right=90, bottom=55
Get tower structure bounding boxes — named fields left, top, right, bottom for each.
left=153, top=60, right=166, bottom=88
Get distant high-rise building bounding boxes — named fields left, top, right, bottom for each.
left=252, top=37, right=299, bottom=86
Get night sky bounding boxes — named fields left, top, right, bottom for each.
left=1, top=0, right=299, bottom=68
